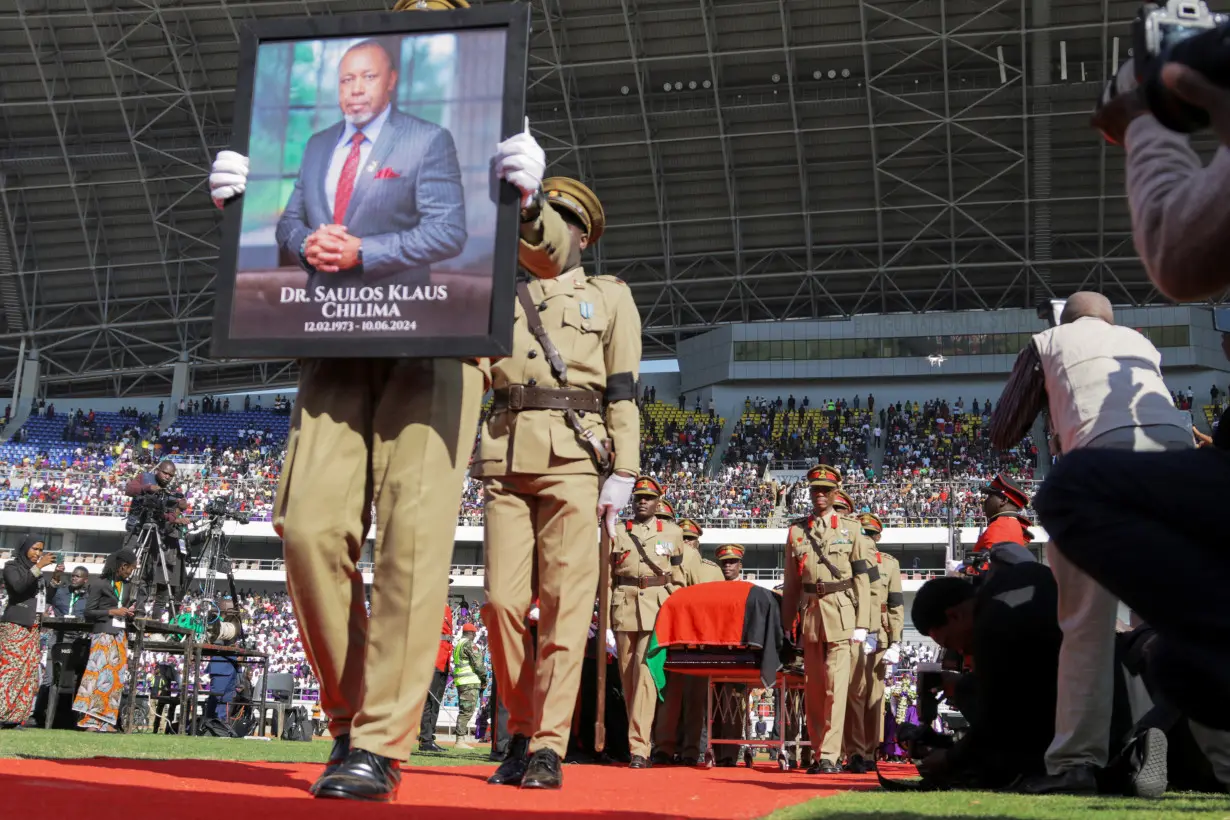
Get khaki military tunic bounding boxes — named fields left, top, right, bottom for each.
left=845, top=550, right=904, bottom=759
left=476, top=203, right=642, bottom=758
left=612, top=516, right=693, bottom=758
left=782, top=513, right=873, bottom=763
left=654, top=549, right=722, bottom=759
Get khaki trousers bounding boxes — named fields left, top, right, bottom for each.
left=277, top=358, right=482, bottom=761
left=616, top=630, right=657, bottom=758
left=481, top=472, right=600, bottom=757
left=844, top=645, right=886, bottom=759
left=803, top=638, right=853, bottom=763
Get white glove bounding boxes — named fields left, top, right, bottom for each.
left=883, top=643, right=901, bottom=665
left=597, top=473, right=635, bottom=539
left=528, top=606, right=540, bottom=623
left=851, top=628, right=867, bottom=645
left=493, top=118, right=545, bottom=208
left=210, top=150, right=250, bottom=208
left=863, top=633, right=878, bottom=656
left=606, top=629, right=617, bottom=657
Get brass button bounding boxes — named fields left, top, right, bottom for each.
left=538, top=301, right=548, bottom=311
left=528, top=350, right=538, bottom=359
left=528, top=378, right=538, bottom=387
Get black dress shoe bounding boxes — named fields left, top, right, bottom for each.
left=418, top=739, right=446, bottom=753
left=487, top=734, right=529, bottom=785
left=309, top=734, right=351, bottom=795
left=521, top=748, right=563, bottom=790
left=806, top=759, right=842, bottom=775
left=845, top=754, right=868, bottom=774
left=651, top=751, right=674, bottom=766
left=314, top=749, right=400, bottom=802
left=629, top=755, right=652, bottom=769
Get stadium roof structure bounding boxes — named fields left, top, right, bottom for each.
left=0, top=0, right=1218, bottom=397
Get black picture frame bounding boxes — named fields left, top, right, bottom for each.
left=211, top=5, right=530, bottom=359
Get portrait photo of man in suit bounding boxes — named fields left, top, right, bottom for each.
left=225, top=27, right=509, bottom=346
left=274, top=38, right=467, bottom=291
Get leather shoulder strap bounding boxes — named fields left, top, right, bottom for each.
left=516, top=281, right=569, bottom=385
left=803, top=528, right=845, bottom=581
left=626, top=531, right=669, bottom=578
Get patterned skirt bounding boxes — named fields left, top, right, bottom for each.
left=73, top=633, right=129, bottom=732
left=0, top=622, right=41, bottom=725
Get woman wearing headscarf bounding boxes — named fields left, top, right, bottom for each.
left=73, top=547, right=138, bottom=732
left=0, top=536, right=54, bottom=727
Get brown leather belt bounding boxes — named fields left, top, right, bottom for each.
left=615, top=576, right=670, bottom=589
left=803, top=579, right=853, bottom=596
left=493, top=384, right=602, bottom=413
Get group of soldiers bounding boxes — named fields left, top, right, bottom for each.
left=585, top=468, right=906, bottom=778
left=207, top=0, right=902, bottom=799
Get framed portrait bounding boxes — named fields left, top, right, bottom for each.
left=211, top=6, right=530, bottom=359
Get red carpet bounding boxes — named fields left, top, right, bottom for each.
left=4, top=757, right=915, bottom=819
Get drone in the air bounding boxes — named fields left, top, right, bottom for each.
left=927, top=353, right=946, bottom=368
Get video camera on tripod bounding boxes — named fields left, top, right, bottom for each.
left=203, top=495, right=250, bottom=525
left=181, top=494, right=249, bottom=645
left=128, top=488, right=187, bottom=535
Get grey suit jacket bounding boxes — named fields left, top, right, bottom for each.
left=275, top=109, right=467, bottom=290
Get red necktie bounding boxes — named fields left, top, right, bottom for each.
left=332, top=131, right=365, bottom=224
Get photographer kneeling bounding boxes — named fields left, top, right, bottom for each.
left=124, top=461, right=189, bottom=621
left=909, top=556, right=1062, bottom=789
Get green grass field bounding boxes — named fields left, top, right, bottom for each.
left=2, top=730, right=1225, bottom=818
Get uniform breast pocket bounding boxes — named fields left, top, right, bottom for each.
left=560, top=303, right=607, bottom=362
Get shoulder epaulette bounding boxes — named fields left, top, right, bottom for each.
left=590, top=274, right=628, bottom=287
left=789, top=516, right=810, bottom=529
left=701, top=558, right=719, bottom=568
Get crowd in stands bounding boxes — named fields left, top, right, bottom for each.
left=0, top=392, right=1059, bottom=528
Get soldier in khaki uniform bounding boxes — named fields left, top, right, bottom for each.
left=204, top=0, right=492, bottom=803
left=782, top=465, right=873, bottom=774
left=653, top=518, right=721, bottom=764
left=476, top=175, right=642, bottom=790
left=712, top=544, right=747, bottom=766
left=843, top=512, right=904, bottom=772
left=832, top=489, right=855, bottom=515
left=612, top=476, right=697, bottom=768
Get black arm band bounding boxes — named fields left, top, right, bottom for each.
left=866, top=566, right=880, bottom=583
left=886, top=592, right=905, bottom=608
left=851, top=559, right=871, bottom=576
left=605, top=372, right=636, bottom=403
left=669, top=554, right=684, bottom=567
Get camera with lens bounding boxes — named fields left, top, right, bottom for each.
left=204, top=494, right=250, bottom=525
left=1134, top=0, right=1230, bottom=132
left=128, top=489, right=185, bottom=534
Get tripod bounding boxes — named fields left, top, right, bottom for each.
left=186, top=514, right=243, bottom=629
left=127, top=521, right=178, bottom=621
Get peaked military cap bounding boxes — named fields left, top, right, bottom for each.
left=981, top=472, right=1029, bottom=508
left=832, top=489, right=854, bottom=512
left=859, top=512, right=884, bottom=534
left=680, top=518, right=702, bottom=538
left=807, top=464, right=842, bottom=488
left=655, top=499, right=676, bottom=521
left=542, top=176, right=605, bottom=242
left=715, top=544, right=745, bottom=562
left=393, top=0, right=470, bottom=9
left=632, top=476, right=663, bottom=497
